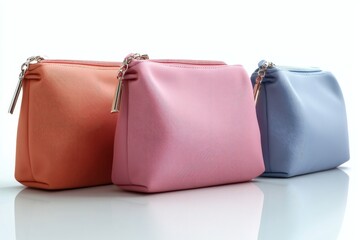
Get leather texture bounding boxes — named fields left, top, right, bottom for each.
left=112, top=59, right=265, bottom=193
left=15, top=60, right=119, bottom=189
left=251, top=66, right=350, bottom=177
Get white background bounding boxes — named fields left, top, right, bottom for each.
left=1, top=0, right=359, bottom=239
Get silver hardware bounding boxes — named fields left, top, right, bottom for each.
left=111, top=53, right=149, bottom=113
left=8, top=56, right=44, bottom=114
left=253, top=60, right=275, bottom=104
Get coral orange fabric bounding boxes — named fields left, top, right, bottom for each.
left=15, top=61, right=119, bottom=189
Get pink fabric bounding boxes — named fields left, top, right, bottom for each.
left=112, top=60, right=264, bottom=192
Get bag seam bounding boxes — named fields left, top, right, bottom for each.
left=160, top=64, right=234, bottom=69
left=130, top=61, right=242, bottom=70
left=116, top=184, right=148, bottom=189
left=126, top=83, right=132, bottom=185
left=267, top=69, right=328, bottom=76
left=19, top=180, right=49, bottom=186
left=264, top=85, right=272, bottom=172
left=35, top=64, right=119, bottom=71
left=26, top=81, right=37, bottom=182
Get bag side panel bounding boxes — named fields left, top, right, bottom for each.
left=120, top=62, right=264, bottom=192
left=16, top=63, right=118, bottom=189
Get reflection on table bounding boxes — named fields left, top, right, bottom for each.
left=255, top=168, right=348, bottom=240
left=15, top=182, right=263, bottom=240
left=14, top=168, right=348, bottom=240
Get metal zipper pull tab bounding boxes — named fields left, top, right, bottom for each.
left=111, top=53, right=149, bottom=113
left=253, top=60, right=275, bottom=104
left=8, top=56, right=44, bottom=114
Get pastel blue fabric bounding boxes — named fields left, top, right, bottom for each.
left=251, top=63, right=349, bottom=177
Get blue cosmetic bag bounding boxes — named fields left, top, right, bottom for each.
left=251, top=60, right=349, bottom=177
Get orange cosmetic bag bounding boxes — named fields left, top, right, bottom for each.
left=9, top=56, right=119, bottom=189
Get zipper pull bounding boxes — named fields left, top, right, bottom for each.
left=111, top=53, right=149, bottom=113
left=8, top=56, right=44, bottom=114
left=253, top=60, right=275, bottom=104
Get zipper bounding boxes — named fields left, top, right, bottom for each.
left=253, top=60, right=275, bottom=104
left=40, top=59, right=122, bottom=67
left=253, top=60, right=322, bottom=104
left=36, top=59, right=224, bottom=67
left=148, top=59, right=226, bottom=65
left=270, top=65, right=321, bottom=72
left=9, top=54, right=226, bottom=114
left=9, top=57, right=138, bottom=114
left=8, top=57, right=126, bottom=114
left=110, top=54, right=228, bottom=113
left=111, top=53, right=149, bottom=113
left=9, top=56, right=45, bottom=114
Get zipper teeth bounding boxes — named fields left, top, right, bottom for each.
left=40, top=59, right=226, bottom=67
left=149, top=59, right=226, bottom=65
left=272, top=65, right=321, bottom=71
left=41, top=60, right=122, bottom=67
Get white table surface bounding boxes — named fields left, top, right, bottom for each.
left=1, top=164, right=359, bottom=240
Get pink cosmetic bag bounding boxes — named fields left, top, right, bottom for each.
left=111, top=54, right=264, bottom=193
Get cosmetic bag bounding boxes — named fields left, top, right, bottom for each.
left=112, top=53, right=264, bottom=193
left=251, top=60, right=349, bottom=177
left=9, top=56, right=119, bottom=189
